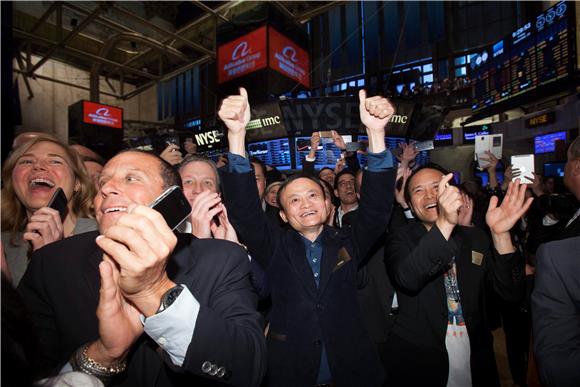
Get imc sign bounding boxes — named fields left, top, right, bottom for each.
left=245, top=101, right=287, bottom=141
left=82, top=101, right=123, bottom=129
left=269, top=27, right=310, bottom=87
left=218, top=26, right=267, bottom=84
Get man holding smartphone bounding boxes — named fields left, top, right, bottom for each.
left=19, top=150, right=266, bottom=387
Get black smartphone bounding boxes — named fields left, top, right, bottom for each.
left=149, top=186, right=192, bottom=231
left=47, top=187, right=68, bottom=221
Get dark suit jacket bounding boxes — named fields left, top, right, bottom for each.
left=385, top=222, right=524, bottom=387
left=18, top=232, right=266, bottom=387
left=532, top=236, right=580, bottom=387
left=221, top=168, right=395, bottom=387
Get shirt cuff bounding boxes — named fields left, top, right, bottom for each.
left=366, top=149, right=394, bottom=171
left=305, top=156, right=316, bottom=162
left=141, top=285, right=200, bottom=366
left=59, top=362, right=73, bottom=374
left=227, top=152, right=252, bottom=173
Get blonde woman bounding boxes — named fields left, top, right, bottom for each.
left=1, top=135, right=97, bottom=285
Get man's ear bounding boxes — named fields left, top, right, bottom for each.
left=279, top=210, right=289, bottom=223
left=334, top=188, right=339, bottom=197
left=574, top=159, right=580, bottom=176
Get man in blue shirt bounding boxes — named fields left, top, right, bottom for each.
left=219, top=88, right=396, bottom=387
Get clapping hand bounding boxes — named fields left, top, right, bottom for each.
left=486, top=180, right=533, bottom=235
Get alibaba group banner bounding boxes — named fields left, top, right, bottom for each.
left=218, top=26, right=267, bottom=84
left=269, top=27, right=310, bottom=88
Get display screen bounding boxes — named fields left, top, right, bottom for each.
left=534, top=131, right=567, bottom=154
left=247, top=138, right=292, bottom=170
left=463, top=125, right=491, bottom=144
left=294, top=135, right=352, bottom=169
left=82, top=101, right=123, bottom=129
left=434, top=129, right=454, bottom=146
left=269, top=27, right=310, bottom=87
left=544, top=161, right=566, bottom=177
left=471, top=1, right=573, bottom=112
left=218, top=26, right=267, bottom=84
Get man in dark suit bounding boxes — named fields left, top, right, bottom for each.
left=19, top=150, right=266, bottom=387
left=531, top=236, right=580, bottom=387
left=218, top=87, right=396, bottom=387
left=558, top=135, right=580, bottom=239
left=384, top=164, right=531, bottom=387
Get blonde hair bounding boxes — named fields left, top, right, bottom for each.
left=1, top=135, right=95, bottom=241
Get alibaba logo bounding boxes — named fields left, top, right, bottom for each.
left=95, top=108, right=111, bottom=117
left=232, top=41, right=250, bottom=60
left=282, top=46, right=298, bottom=63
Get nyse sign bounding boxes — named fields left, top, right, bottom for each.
left=279, top=97, right=414, bottom=137
left=194, top=130, right=222, bottom=147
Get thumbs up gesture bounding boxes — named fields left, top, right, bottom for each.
left=359, top=89, right=395, bottom=135
left=218, top=87, right=251, bottom=136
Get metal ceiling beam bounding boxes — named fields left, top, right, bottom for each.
left=13, top=29, right=158, bottom=80
left=191, top=1, right=230, bottom=23
left=110, top=4, right=215, bottom=57
left=295, top=2, right=343, bottom=23
left=121, top=1, right=241, bottom=68
left=14, top=69, right=120, bottom=99
left=62, top=2, right=134, bottom=33
left=121, top=55, right=211, bottom=100
left=27, top=3, right=107, bottom=75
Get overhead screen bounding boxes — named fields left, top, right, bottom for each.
left=471, top=1, right=574, bottom=113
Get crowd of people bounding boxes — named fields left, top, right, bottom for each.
left=1, top=87, right=579, bottom=387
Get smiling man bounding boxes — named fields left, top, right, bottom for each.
left=218, top=88, right=396, bottom=387
left=384, top=164, right=532, bottom=387
left=19, top=149, right=266, bottom=387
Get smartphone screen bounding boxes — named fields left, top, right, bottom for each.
left=149, top=186, right=192, bottom=231
left=47, top=187, right=68, bottom=221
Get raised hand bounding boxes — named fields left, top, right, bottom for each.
left=359, top=89, right=395, bottom=133
left=188, top=191, right=223, bottom=239
left=394, top=166, right=412, bottom=208
left=334, top=157, right=346, bottom=174
left=480, top=150, right=499, bottom=171
left=95, top=204, right=178, bottom=316
left=210, top=204, right=241, bottom=245
left=309, top=132, right=321, bottom=158
left=435, top=173, right=463, bottom=239
left=486, top=180, right=533, bottom=235
left=396, top=142, right=419, bottom=167
left=457, top=192, right=474, bottom=227
left=218, top=87, right=251, bottom=135
left=88, top=256, right=143, bottom=365
left=359, top=90, right=394, bottom=153
left=331, top=130, right=346, bottom=150
left=160, top=144, right=183, bottom=166
left=23, top=207, right=65, bottom=251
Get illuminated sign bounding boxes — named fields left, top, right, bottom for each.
left=194, top=130, right=223, bottom=147
left=244, top=101, right=287, bottom=142
left=218, top=26, right=268, bottom=84
left=269, top=27, right=310, bottom=87
left=82, top=101, right=123, bottom=129
left=525, top=111, right=556, bottom=128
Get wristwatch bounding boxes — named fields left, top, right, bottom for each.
left=156, top=285, right=184, bottom=314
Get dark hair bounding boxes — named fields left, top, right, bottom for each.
left=334, top=170, right=356, bottom=189
left=317, top=167, right=334, bottom=177
left=276, top=174, right=327, bottom=211
left=249, top=157, right=266, bottom=177
left=120, top=149, right=181, bottom=189
left=403, top=163, right=450, bottom=207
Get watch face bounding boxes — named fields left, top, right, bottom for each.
left=162, top=286, right=184, bottom=309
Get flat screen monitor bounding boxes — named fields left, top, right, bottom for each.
left=294, top=135, right=352, bottom=169
left=474, top=171, right=505, bottom=187
left=82, top=101, right=123, bottom=129
left=434, top=129, right=454, bottom=146
left=535, top=131, right=567, bottom=154
left=247, top=138, right=292, bottom=170
left=463, top=124, right=491, bottom=144
left=544, top=161, right=566, bottom=177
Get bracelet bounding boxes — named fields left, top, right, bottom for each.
left=70, top=344, right=127, bottom=383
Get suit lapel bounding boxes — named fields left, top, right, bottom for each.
left=166, top=234, right=197, bottom=284
left=287, top=231, right=317, bottom=299
left=318, top=228, right=342, bottom=295
left=82, top=241, right=103, bottom=300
